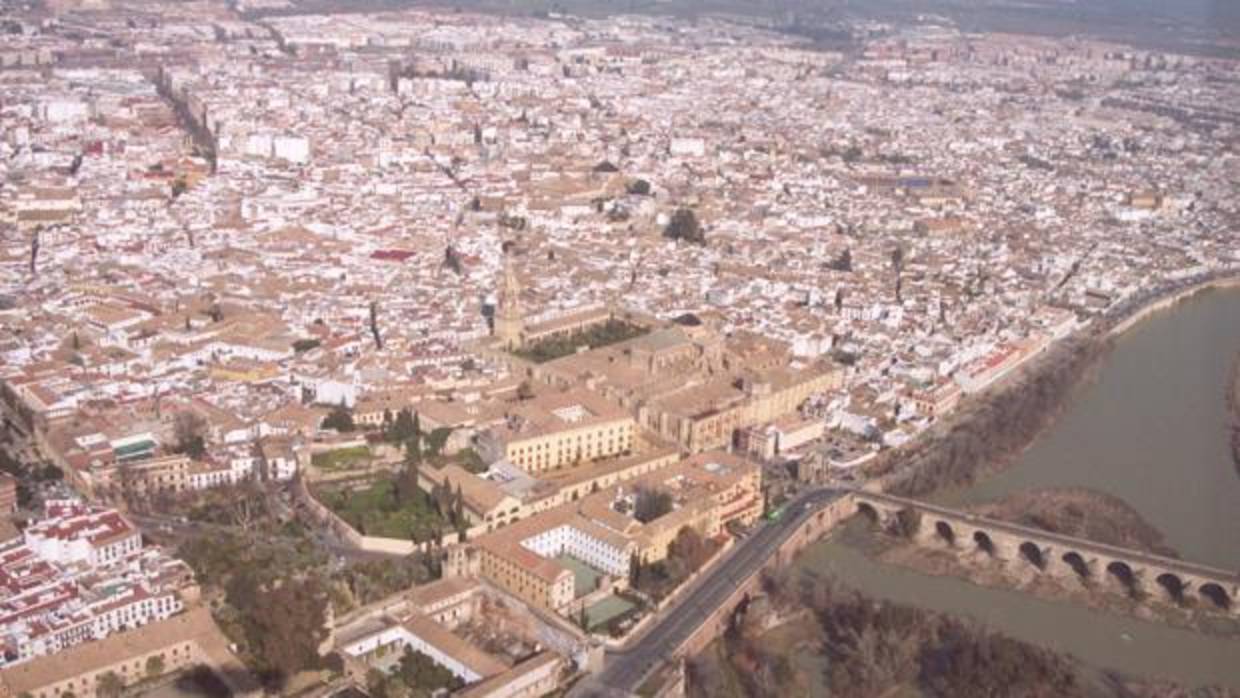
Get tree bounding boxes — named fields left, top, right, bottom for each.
left=173, top=411, right=208, bottom=459
left=444, top=245, right=463, bottom=274
left=626, top=178, right=652, bottom=196
left=404, top=433, right=423, bottom=466
left=629, top=553, right=642, bottom=587
left=239, top=577, right=330, bottom=686
left=29, top=227, right=40, bottom=277
left=388, top=408, right=418, bottom=444
left=145, top=654, right=166, bottom=679
left=517, top=380, right=535, bottom=401
left=322, top=404, right=355, bottom=432
left=368, top=300, right=383, bottom=350
left=829, top=247, right=852, bottom=272
left=663, top=207, right=705, bottom=245
left=633, top=487, right=674, bottom=524
left=365, top=668, right=388, bottom=698
left=669, top=526, right=709, bottom=569
left=96, top=671, right=124, bottom=698
left=891, top=245, right=906, bottom=303
left=425, top=427, right=451, bottom=457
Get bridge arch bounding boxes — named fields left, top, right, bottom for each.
left=1062, top=551, right=1091, bottom=580
left=1199, top=582, right=1232, bottom=610
left=1155, top=573, right=1188, bottom=605
left=973, top=530, right=996, bottom=556
left=934, top=520, right=956, bottom=546
left=1106, top=561, right=1141, bottom=597
left=1019, top=541, right=1046, bottom=571
left=856, top=501, right=881, bottom=527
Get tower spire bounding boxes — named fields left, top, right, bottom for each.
left=494, top=251, right=524, bottom=348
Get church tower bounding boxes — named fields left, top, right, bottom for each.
left=493, top=254, right=525, bottom=348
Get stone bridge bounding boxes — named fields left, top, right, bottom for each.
left=854, top=491, right=1240, bottom=616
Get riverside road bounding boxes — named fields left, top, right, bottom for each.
left=575, top=487, right=847, bottom=697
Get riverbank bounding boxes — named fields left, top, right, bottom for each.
left=872, top=273, right=1240, bottom=501
left=878, top=333, right=1107, bottom=497
left=1228, top=351, right=1240, bottom=479
left=1106, top=275, right=1240, bottom=339
left=686, top=547, right=1240, bottom=698
left=945, top=280, right=1240, bottom=569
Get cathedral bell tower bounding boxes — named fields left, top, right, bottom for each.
left=493, top=253, right=525, bottom=348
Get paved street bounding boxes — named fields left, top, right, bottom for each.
left=576, top=487, right=845, bottom=696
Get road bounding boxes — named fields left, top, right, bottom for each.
left=576, top=487, right=846, bottom=697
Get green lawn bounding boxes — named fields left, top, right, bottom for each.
left=311, top=445, right=372, bottom=470
left=313, top=477, right=448, bottom=541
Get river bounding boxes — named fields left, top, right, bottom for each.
left=943, top=284, right=1240, bottom=569
left=797, top=285, right=1240, bottom=689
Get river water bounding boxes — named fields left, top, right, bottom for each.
left=797, top=285, right=1240, bottom=689
left=944, top=285, right=1240, bottom=569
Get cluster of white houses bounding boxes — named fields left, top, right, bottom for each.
left=0, top=500, right=196, bottom=668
